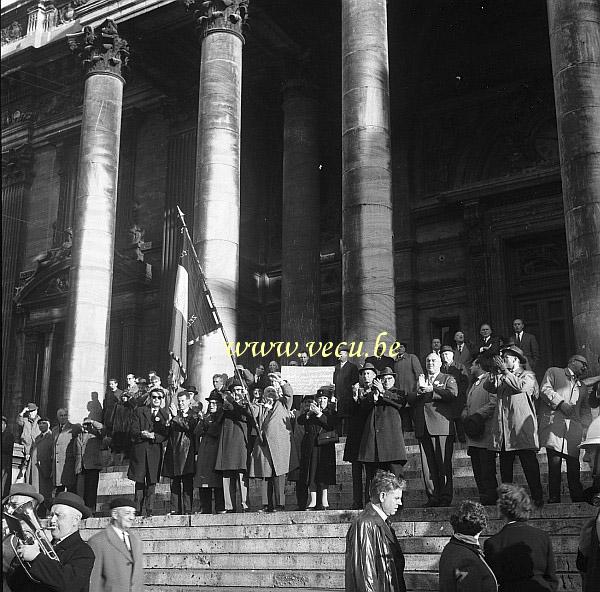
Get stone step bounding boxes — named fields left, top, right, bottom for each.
left=79, top=506, right=592, bottom=592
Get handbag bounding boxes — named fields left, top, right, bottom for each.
left=317, top=429, right=339, bottom=446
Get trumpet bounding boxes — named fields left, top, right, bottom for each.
left=2, top=498, right=59, bottom=582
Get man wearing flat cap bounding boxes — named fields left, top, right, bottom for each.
left=538, top=354, right=593, bottom=503
left=6, top=490, right=94, bottom=592
left=484, top=345, right=544, bottom=507
left=88, top=497, right=144, bottom=592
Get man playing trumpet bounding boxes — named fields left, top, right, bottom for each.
left=4, top=486, right=94, bottom=592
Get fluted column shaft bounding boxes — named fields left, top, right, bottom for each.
left=342, top=0, right=396, bottom=353
left=186, top=1, right=248, bottom=391
left=281, top=81, right=321, bottom=358
left=63, top=20, right=128, bottom=422
left=2, top=147, right=32, bottom=393
left=547, top=0, right=600, bottom=369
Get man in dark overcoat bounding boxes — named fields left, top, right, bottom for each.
left=344, top=362, right=378, bottom=510
left=333, top=345, right=360, bottom=420
left=357, top=367, right=407, bottom=493
left=127, top=389, right=169, bottom=516
left=409, top=353, right=458, bottom=507
left=7, top=490, right=94, bottom=592
left=163, top=391, right=198, bottom=514
left=440, top=345, right=469, bottom=442
left=215, top=381, right=252, bottom=512
left=393, top=341, right=423, bottom=432
left=345, top=470, right=406, bottom=592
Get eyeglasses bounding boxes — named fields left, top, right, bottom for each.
left=151, top=395, right=164, bottom=400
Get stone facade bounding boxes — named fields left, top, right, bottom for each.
left=2, top=0, right=598, bottom=421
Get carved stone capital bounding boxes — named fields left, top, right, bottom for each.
left=67, top=19, right=129, bottom=80
left=1, top=144, right=33, bottom=185
left=183, top=0, right=249, bottom=42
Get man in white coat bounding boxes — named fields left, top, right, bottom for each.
left=539, top=354, right=592, bottom=503
left=88, top=497, right=144, bottom=592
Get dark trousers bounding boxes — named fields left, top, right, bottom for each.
left=419, top=433, right=455, bottom=505
left=134, top=478, right=156, bottom=516
left=170, top=474, right=194, bottom=514
left=295, top=481, right=308, bottom=510
left=546, top=448, right=584, bottom=502
left=365, top=461, right=406, bottom=500
left=452, top=417, right=466, bottom=443
left=499, top=447, right=543, bottom=504
left=260, top=474, right=286, bottom=509
left=351, top=462, right=364, bottom=509
left=198, top=487, right=225, bottom=513
left=76, top=468, right=100, bottom=513
left=1, top=464, right=11, bottom=499
left=468, top=447, right=497, bottom=505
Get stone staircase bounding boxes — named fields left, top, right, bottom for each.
left=82, top=437, right=595, bottom=591
left=80, top=504, right=593, bottom=591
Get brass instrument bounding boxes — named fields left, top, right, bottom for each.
left=2, top=498, right=59, bottom=582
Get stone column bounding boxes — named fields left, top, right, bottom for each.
left=281, top=80, right=321, bottom=360
left=185, top=1, right=248, bottom=391
left=1, top=145, right=33, bottom=394
left=547, top=1, right=600, bottom=368
left=63, top=20, right=129, bottom=422
left=342, top=0, right=396, bottom=355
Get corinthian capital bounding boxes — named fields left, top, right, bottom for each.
left=183, top=0, right=249, bottom=40
left=67, top=19, right=129, bottom=79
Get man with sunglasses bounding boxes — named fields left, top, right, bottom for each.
left=127, top=389, right=169, bottom=516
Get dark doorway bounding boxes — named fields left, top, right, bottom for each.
left=506, top=230, right=574, bottom=374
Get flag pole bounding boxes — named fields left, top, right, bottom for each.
left=175, top=206, right=249, bottom=391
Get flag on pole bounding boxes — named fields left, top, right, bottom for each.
left=168, top=231, right=221, bottom=388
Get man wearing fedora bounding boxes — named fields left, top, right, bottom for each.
left=409, top=354, right=458, bottom=507
left=485, top=345, right=544, bottom=507
left=344, top=362, right=378, bottom=509
left=356, top=367, right=408, bottom=496
left=539, top=354, right=593, bottom=503
left=462, top=357, right=498, bottom=505
left=88, top=497, right=144, bottom=592
left=6, top=490, right=95, bottom=592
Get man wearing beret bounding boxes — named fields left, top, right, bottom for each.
left=88, top=497, right=144, bottom=592
left=7, top=491, right=95, bottom=592
left=539, top=354, right=592, bottom=503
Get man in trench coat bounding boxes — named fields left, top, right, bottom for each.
left=484, top=345, right=543, bottom=507
left=538, top=354, right=592, bottom=502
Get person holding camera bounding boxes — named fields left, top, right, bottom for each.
left=297, top=387, right=339, bottom=510
left=74, top=417, right=105, bottom=514
left=484, top=346, right=543, bottom=507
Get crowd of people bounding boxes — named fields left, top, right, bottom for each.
left=4, top=319, right=600, bottom=517
left=2, top=319, right=600, bottom=592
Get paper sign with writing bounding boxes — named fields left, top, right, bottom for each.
left=281, top=366, right=336, bottom=399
